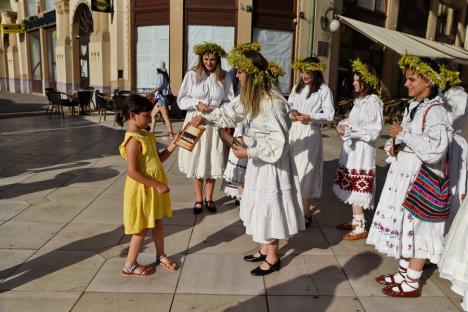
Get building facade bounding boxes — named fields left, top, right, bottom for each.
left=1, top=0, right=468, bottom=100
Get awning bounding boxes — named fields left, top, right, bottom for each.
left=338, top=15, right=468, bottom=63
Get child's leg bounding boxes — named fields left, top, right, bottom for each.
left=152, top=220, right=178, bottom=270
left=125, top=229, right=147, bottom=267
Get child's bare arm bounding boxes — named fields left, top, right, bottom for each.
left=158, top=132, right=180, bottom=162
left=126, top=137, right=169, bottom=193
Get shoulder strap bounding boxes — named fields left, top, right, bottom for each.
left=421, top=103, right=441, bottom=132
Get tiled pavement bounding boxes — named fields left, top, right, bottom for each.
left=0, top=98, right=466, bottom=312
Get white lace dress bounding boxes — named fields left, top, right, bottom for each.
left=288, top=84, right=334, bottom=199
left=333, top=94, right=383, bottom=209
left=177, top=70, right=234, bottom=179
left=366, top=96, right=453, bottom=264
left=203, top=93, right=305, bottom=243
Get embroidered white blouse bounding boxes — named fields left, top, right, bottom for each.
left=287, top=84, right=335, bottom=125
left=444, top=86, right=468, bottom=133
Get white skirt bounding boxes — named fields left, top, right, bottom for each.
left=289, top=122, right=323, bottom=199
left=178, top=111, right=226, bottom=179
left=367, top=151, right=447, bottom=263
left=240, top=150, right=305, bottom=244
left=439, top=198, right=468, bottom=309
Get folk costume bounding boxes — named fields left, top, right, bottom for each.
left=288, top=58, right=334, bottom=200
left=177, top=43, right=234, bottom=179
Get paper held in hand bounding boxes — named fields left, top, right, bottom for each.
left=175, top=124, right=206, bottom=151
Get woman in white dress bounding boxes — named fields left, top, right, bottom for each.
left=289, top=57, right=334, bottom=227
left=191, top=48, right=305, bottom=276
left=177, top=42, right=234, bottom=214
left=366, top=54, right=453, bottom=298
left=333, top=59, right=383, bottom=240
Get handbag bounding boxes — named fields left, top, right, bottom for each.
left=402, top=103, right=451, bottom=222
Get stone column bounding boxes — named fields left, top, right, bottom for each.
left=426, top=0, right=439, bottom=40
left=237, top=0, right=252, bottom=44
left=382, top=0, right=399, bottom=98
left=89, top=12, right=110, bottom=91
left=169, top=0, right=184, bottom=93
left=55, top=0, right=73, bottom=92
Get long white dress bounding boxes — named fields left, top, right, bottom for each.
left=333, top=94, right=384, bottom=209
left=177, top=70, right=234, bottom=179
left=444, top=86, right=467, bottom=133
left=366, top=95, right=453, bottom=264
left=222, top=122, right=248, bottom=199
left=203, top=92, right=306, bottom=243
left=288, top=84, right=335, bottom=199
left=439, top=189, right=468, bottom=311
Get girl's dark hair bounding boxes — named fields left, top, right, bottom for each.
left=157, top=69, right=170, bottom=84
left=115, top=94, right=154, bottom=127
left=407, top=57, right=440, bottom=121
left=352, top=63, right=379, bottom=99
left=295, top=56, right=325, bottom=98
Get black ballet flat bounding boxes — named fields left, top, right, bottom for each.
left=305, top=216, right=312, bottom=228
left=204, top=199, right=217, bottom=213
left=250, top=259, right=281, bottom=276
left=243, top=250, right=267, bottom=262
left=193, top=201, right=203, bottom=215
left=234, top=198, right=240, bottom=206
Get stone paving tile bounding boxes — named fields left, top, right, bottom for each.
left=359, top=296, right=460, bottom=312
left=264, top=255, right=355, bottom=296
left=0, top=172, right=35, bottom=186
left=0, top=291, right=82, bottom=312
left=0, top=220, right=64, bottom=249
left=321, top=227, right=376, bottom=256
left=176, top=254, right=264, bottom=295
left=336, top=254, right=445, bottom=297
left=71, top=293, right=173, bottom=312
left=0, top=249, right=35, bottom=280
left=187, top=224, right=258, bottom=255
left=0, top=250, right=104, bottom=291
left=0, top=200, right=30, bottom=221
left=73, top=193, right=124, bottom=225
left=194, top=204, right=243, bottom=227
left=448, top=296, right=465, bottom=311
left=267, top=296, right=364, bottom=312
left=86, top=253, right=183, bottom=293
left=428, top=268, right=463, bottom=298
left=278, top=228, right=334, bottom=256
left=0, top=187, right=56, bottom=202
left=40, top=223, right=123, bottom=252
left=171, top=294, right=267, bottom=312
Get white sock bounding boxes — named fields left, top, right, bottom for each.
left=392, top=268, right=421, bottom=292
left=385, top=259, right=408, bottom=284
left=351, top=213, right=366, bottom=234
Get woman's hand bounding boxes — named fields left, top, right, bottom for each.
left=388, top=144, right=401, bottom=157
left=154, top=182, right=170, bottom=193
left=390, top=122, right=402, bottom=138
left=191, top=115, right=206, bottom=127
left=296, top=113, right=311, bottom=124
left=336, top=124, right=347, bottom=136
left=232, top=144, right=248, bottom=159
left=196, top=102, right=211, bottom=113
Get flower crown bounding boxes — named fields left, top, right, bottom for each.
left=351, top=58, right=380, bottom=92
left=291, top=58, right=327, bottom=72
left=438, top=64, right=461, bottom=88
left=193, top=42, right=227, bottom=58
left=227, top=49, right=285, bottom=88
left=398, top=52, right=444, bottom=88
left=231, top=42, right=262, bottom=54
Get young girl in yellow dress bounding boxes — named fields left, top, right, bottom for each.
left=117, top=94, right=179, bottom=276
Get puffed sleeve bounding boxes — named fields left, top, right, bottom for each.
left=397, top=105, right=452, bottom=164
left=221, top=74, right=235, bottom=106
left=347, top=96, right=383, bottom=143
left=288, top=86, right=297, bottom=105
left=177, top=71, right=198, bottom=111
left=311, top=85, right=335, bottom=125
left=247, top=99, right=289, bottom=164
left=203, top=96, right=245, bottom=128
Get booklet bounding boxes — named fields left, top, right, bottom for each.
left=175, top=124, right=205, bottom=151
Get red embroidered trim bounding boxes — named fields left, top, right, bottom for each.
left=334, top=165, right=375, bottom=193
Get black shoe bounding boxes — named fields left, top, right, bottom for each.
left=193, top=201, right=203, bottom=215
left=234, top=198, right=240, bottom=206
left=250, top=259, right=281, bottom=276
left=243, top=250, right=267, bottom=262
left=305, top=216, right=312, bottom=228
left=204, top=199, right=217, bottom=213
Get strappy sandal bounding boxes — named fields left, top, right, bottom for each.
left=193, top=201, right=203, bottom=214
left=121, top=262, right=154, bottom=277
left=156, top=253, right=178, bottom=271
left=204, top=199, right=217, bottom=213
left=376, top=266, right=407, bottom=285
left=382, top=280, right=421, bottom=298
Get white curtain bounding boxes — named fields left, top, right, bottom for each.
left=136, top=25, right=169, bottom=92
left=253, top=28, right=293, bottom=94
left=187, top=25, right=235, bottom=71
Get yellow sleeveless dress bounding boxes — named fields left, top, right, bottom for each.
left=119, top=131, right=172, bottom=234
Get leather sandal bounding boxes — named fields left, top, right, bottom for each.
left=382, top=281, right=421, bottom=298
left=204, top=199, right=217, bottom=213
left=156, top=253, right=178, bottom=271
left=243, top=249, right=267, bottom=262
left=193, top=201, right=203, bottom=215
left=376, top=267, right=407, bottom=285
left=342, top=231, right=368, bottom=240
left=121, top=262, right=154, bottom=277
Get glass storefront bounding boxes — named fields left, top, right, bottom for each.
left=29, top=31, right=42, bottom=92
left=46, top=30, right=56, bottom=85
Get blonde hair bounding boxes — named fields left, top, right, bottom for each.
left=193, top=54, right=225, bottom=83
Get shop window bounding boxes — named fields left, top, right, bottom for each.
left=253, top=28, right=293, bottom=94
left=26, top=0, right=38, bottom=16
left=186, top=25, right=235, bottom=71
left=347, top=0, right=386, bottom=13
left=136, top=25, right=169, bottom=92
left=44, top=0, right=55, bottom=12
left=46, top=30, right=56, bottom=82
